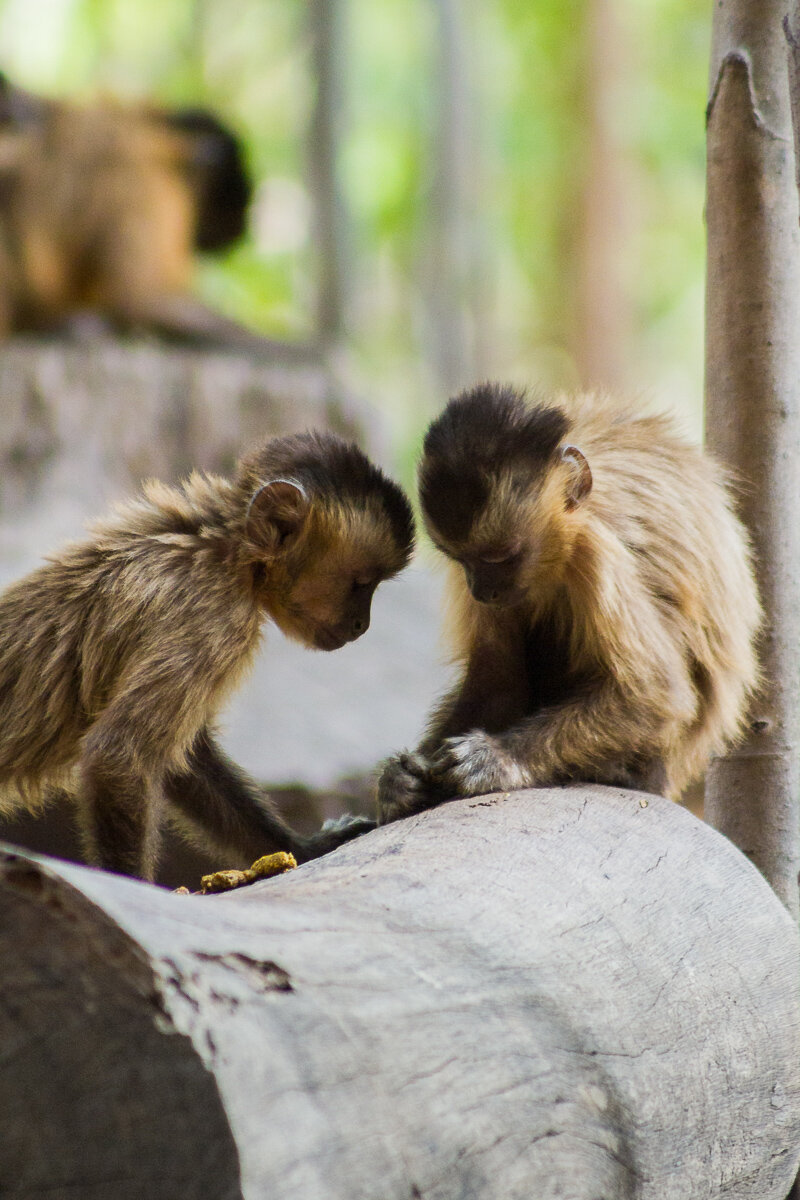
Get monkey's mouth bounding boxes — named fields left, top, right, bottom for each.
left=474, top=589, right=524, bottom=609
left=313, top=626, right=349, bottom=651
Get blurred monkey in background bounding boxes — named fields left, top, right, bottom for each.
left=0, top=72, right=307, bottom=357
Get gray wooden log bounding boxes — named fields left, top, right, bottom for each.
left=2, top=786, right=799, bottom=1200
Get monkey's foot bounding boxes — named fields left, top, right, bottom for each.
left=200, top=851, right=297, bottom=895
left=376, top=751, right=441, bottom=824
left=429, top=731, right=529, bottom=797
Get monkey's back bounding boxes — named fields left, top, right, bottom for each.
left=0, top=103, right=194, bottom=327
left=0, top=481, right=261, bottom=810
left=561, top=392, right=761, bottom=792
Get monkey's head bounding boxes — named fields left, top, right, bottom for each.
left=162, top=107, right=252, bottom=252
left=0, top=75, right=251, bottom=254
left=419, top=384, right=593, bottom=607
left=236, top=433, right=415, bottom=650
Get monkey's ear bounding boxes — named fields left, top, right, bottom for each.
left=246, top=480, right=309, bottom=554
left=561, top=445, right=593, bottom=510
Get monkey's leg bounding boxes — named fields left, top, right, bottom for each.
left=163, top=728, right=373, bottom=866
left=77, top=761, right=162, bottom=880
left=427, top=681, right=669, bottom=799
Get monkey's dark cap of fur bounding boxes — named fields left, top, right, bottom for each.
left=239, top=431, right=415, bottom=557
left=166, top=107, right=252, bottom=252
left=420, top=383, right=570, bottom=540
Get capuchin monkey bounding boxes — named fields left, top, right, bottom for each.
left=377, top=383, right=760, bottom=822
left=0, top=431, right=414, bottom=879
left=0, top=72, right=312, bottom=359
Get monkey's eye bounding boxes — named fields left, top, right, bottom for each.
left=479, top=547, right=519, bottom=565
left=351, top=577, right=375, bottom=593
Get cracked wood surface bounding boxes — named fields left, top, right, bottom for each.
left=2, top=786, right=799, bottom=1200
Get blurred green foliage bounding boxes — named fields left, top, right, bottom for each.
left=0, top=0, right=709, bottom=437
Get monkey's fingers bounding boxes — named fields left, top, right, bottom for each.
left=376, top=752, right=437, bottom=824
left=319, top=813, right=376, bottom=837
left=302, top=812, right=376, bottom=858
left=430, top=732, right=527, bottom=796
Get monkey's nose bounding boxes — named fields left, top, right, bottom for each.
left=471, top=582, right=500, bottom=604
left=352, top=614, right=369, bottom=636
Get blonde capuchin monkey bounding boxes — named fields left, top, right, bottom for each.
left=0, top=431, right=414, bottom=879
left=378, top=384, right=760, bottom=821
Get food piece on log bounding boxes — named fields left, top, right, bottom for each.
left=200, top=851, right=298, bottom=894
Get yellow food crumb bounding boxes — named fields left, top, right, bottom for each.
left=200, top=851, right=298, bottom=895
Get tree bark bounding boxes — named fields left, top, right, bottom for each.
left=573, top=0, right=633, bottom=393
left=425, top=0, right=478, bottom=396
left=2, top=786, right=798, bottom=1200
left=704, top=2, right=800, bottom=917
left=308, top=0, right=348, bottom=346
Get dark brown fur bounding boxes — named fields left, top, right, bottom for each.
left=0, top=431, right=414, bottom=878
left=0, top=74, right=304, bottom=355
left=377, top=384, right=760, bottom=821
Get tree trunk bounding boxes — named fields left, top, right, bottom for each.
left=2, top=786, right=798, bottom=1199
left=425, top=0, right=478, bottom=396
left=573, top=0, right=633, bottom=393
left=308, top=0, right=348, bottom=346
left=704, top=1, right=800, bottom=918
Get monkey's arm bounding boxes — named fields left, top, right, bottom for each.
left=164, top=727, right=373, bottom=865
left=377, top=631, right=529, bottom=824
left=163, top=727, right=310, bottom=864
left=427, top=677, right=672, bottom=799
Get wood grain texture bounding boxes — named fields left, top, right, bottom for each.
left=2, top=786, right=799, bottom=1199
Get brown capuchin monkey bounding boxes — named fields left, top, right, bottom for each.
left=0, top=432, right=414, bottom=879
left=377, top=383, right=760, bottom=822
left=0, top=72, right=312, bottom=359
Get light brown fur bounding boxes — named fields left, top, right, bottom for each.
left=0, top=103, right=191, bottom=330
left=378, top=385, right=760, bottom=820
left=0, top=75, right=288, bottom=352
left=0, top=431, right=414, bottom=878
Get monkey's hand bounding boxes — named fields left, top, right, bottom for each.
left=428, top=731, right=530, bottom=798
left=376, top=751, right=441, bottom=824
left=302, top=812, right=376, bottom=859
